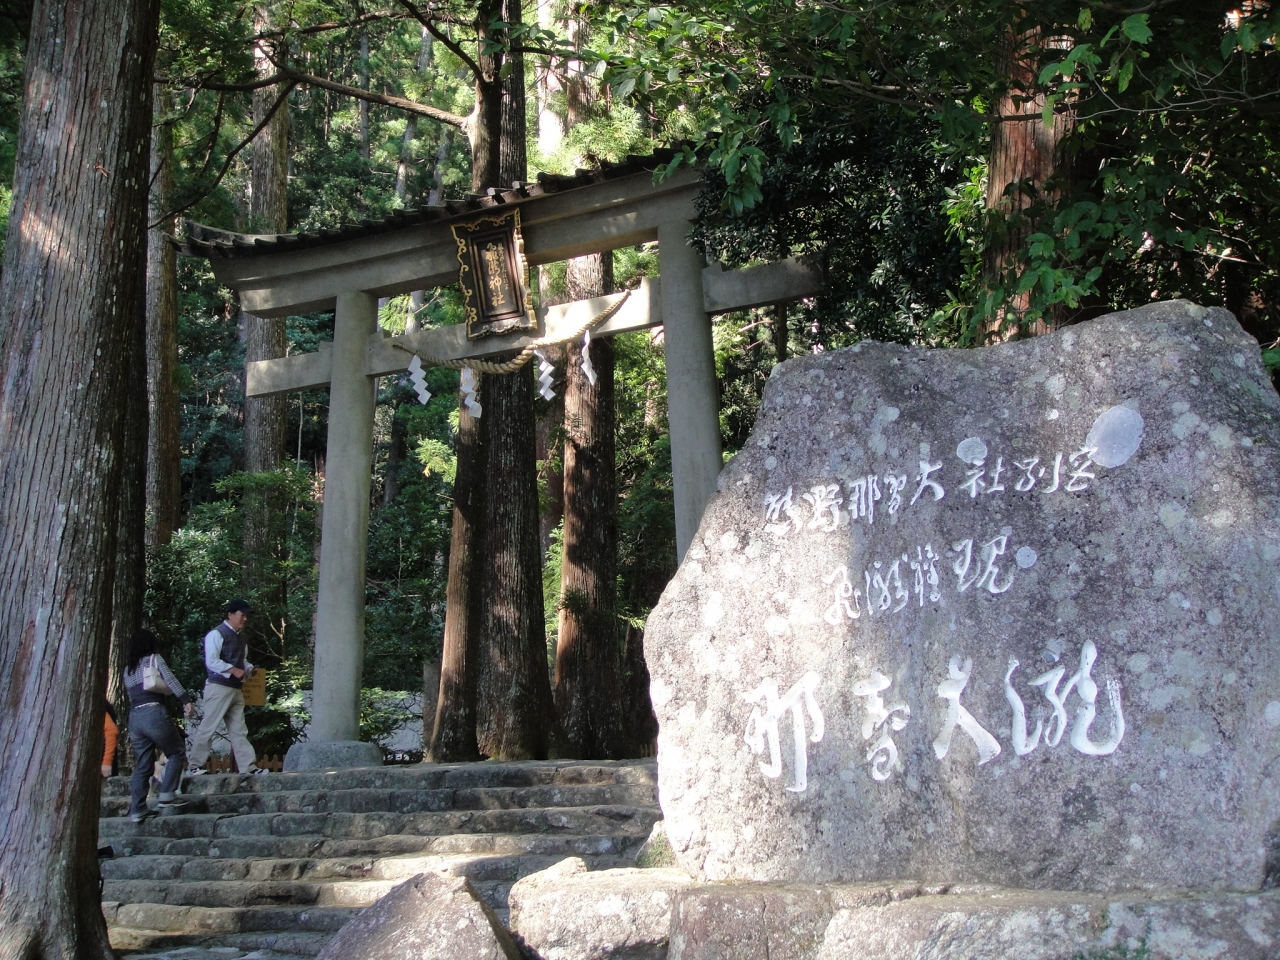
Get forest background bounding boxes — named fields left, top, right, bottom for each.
left=1, top=0, right=1275, bottom=761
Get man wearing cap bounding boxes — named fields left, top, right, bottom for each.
left=187, top=599, right=267, bottom=776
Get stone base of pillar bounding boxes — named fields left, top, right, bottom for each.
left=284, top=740, right=383, bottom=772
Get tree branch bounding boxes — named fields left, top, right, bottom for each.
left=395, top=0, right=484, bottom=80
left=274, top=63, right=470, bottom=128
left=187, top=71, right=290, bottom=92
left=154, top=80, right=299, bottom=228
left=253, top=10, right=409, bottom=41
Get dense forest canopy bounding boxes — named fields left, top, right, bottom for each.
left=0, top=0, right=1273, bottom=750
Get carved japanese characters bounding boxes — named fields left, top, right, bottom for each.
left=645, top=302, right=1280, bottom=894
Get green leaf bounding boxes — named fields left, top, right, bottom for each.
left=613, top=75, right=636, bottom=100
left=1077, top=8, right=1092, bottom=31
left=1116, top=58, right=1134, bottom=92
left=1120, top=14, right=1152, bottom=44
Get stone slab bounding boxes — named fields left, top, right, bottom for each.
left=284, top=741, right=382, bottom=772
left=645, top=301, right=1280, bottom=891
left=315, top=872, right=521, bottom=960
left=508, top=858, right=694, bottom=960
left=665, top=882, right=1280, bottom=960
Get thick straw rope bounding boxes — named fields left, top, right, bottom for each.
left=392, top=288, right=632, bottom=375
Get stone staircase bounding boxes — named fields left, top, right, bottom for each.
left=99, top=758, right=661, bottom=958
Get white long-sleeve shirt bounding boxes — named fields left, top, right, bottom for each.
left=203, top=622, right=254, bottom=679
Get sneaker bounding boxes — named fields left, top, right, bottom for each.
left=156, top=797, right=188, bottom=811
left=185, top=765, right=207, bottom=776
left=245, top=765, right=269, bottom=776
left=130, top=809, right=158, bottom=824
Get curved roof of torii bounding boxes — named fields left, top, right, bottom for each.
left=172, top=146, right=691, bottom=262
left=169, top=147, right=705, bottom=319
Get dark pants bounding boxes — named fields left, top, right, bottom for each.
left=128, top=702, right=186, bottom=817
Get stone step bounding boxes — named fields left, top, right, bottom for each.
left=102, top=850, right=626, bottom=885
left=103, top=900, right=361, bottom=934
left=110, top=928, right=333, bottom=960
left=105, top=828, right=645, bottom=861
left=100, top=759, right=661, bottom=946
left=100, top=804, right=659, bottom=845
left=105, top=876, right=513, bottom=911
left=102, top=759, right=656, bottom=800
left=100, top=781, right=657, bottom=819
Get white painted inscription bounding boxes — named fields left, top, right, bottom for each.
left=852, top=670, right=911, bottom=781
left=743, top=672, right=825, bottom=792
left=742, top=643, right=1127, bottom=792
left=762, top=418, right=1139, bottom=539
left=933, top=656, right=1003, bottom=765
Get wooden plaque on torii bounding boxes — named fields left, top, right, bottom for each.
left=450, top=207, right=536, bottom=339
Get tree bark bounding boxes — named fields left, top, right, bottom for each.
left=428, top=130, right=453, bottom=205
left=243, top=13, right=291, bottom=599
left=396, top=28, right=432, bottom=201
left=983, top=25, right=1074, bottom=339
left=555, top=254, right=626, bottom=758
left=429, top=0, right=503, bottom=761
left=359, top=30, right=371, bottom=162
left=145, top=88, right=182, bottom=548
left=0, top=0, right=158, bottom=956
left=428, top=399, right=483, bottom=762
left=109, top=266, right=150, bottom=727
left=473, top=0, right=567, bottom=759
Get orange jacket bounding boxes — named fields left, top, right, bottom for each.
left=103, top=710, right=119, bottom=771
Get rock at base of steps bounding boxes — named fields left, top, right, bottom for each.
left=315, top=872, right=521, bottom=960
left=666, top=882, right=1280, bottom=960
left=509, top=858, right=694, bottom=960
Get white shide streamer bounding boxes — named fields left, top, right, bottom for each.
left=535, top=349, right=555, bottom=401
left=580, top=328, right=597, bottom=387
left=406, top=354, right=432, bottom=405
left=459, top=366, right=482, bottom=419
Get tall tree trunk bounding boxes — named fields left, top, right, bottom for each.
left=359, top=29, right=371, bottom=162
left=772, top=304, right=788, bottom=364
left=983, top=26, right=1074, bottom=339
left=428, top=130, right=453, bottom=205
left=396, top=28, right=432, bottom=201
left=428, top=399, right=484, bottom=762
left=0, top=0, right=158, bottom=955
left=146, top=88, right=182, bottom=548
left=555, top=254, right=625, bottom=758
left=429, top=0, right=503, bottom=760
left=473, top=0, right=567, bottom=759
left=109, top=270, right=149, bottom=727
left=242, top=16, right=291, bottom=605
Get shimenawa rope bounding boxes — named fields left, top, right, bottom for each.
left=391, top=287, right=632, bottom=376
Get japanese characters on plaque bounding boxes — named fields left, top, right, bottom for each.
left=739, top=407, right=1142, bottom=794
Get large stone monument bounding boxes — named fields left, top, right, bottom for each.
left=645, top=300, right=1280, bottom=894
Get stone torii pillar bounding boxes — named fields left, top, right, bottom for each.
left=659, top=220, right=723, bottom=561
left=285, top=291, right=383, bottom=771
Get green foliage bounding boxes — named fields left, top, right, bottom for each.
left=542, top=519, right=565, bottom=658
left=360, top=688, right=416, bottom=749
left=594, top=0, right=1280, bottom=338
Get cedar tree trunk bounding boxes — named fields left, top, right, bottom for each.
left=554, top=253, right=626, bottom=758
left=473, top=0, right=566, bottom=759
left=0, top=1, right=159, bottom=957
left=242, top=18, right=291, bottom=606
left=983, top=25, right=1074, bottom=339
left=428, top=398, right=483, bottom=762
left=145, top=87, right=182, bottom=548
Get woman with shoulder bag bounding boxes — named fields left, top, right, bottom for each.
left=123, top=629, right=195, bottom=823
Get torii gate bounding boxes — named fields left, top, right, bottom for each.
left=178, top=155, right=820, bottom=770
